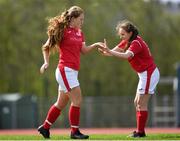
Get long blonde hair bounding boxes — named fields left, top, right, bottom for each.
left=42, top=6, right=84, bottom=52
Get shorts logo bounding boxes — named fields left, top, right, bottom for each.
left=139, top=88, right=144, bottom=92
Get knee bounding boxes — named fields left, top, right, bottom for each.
left=55, top=99, right=69, bottom=110
left=54, top=102, right=64, bottom=110
left=136, top=104, right=142, bottom=111
left=136, top=101, right=148, bottom=111
left=71, top=97, right=82, bottom=107
left=135, top=99, right=143, bottom=110
left=70, top=87, right=82, bottom=107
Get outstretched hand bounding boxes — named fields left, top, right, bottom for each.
left=93, top=42, right=105, bottom=49
left=102, top=39, right=110, bottom=52
left=97, top=39, right=111, bottom=55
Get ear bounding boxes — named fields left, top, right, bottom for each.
left=70, top=17, right=75, bottom=23
left=129, top=31, right=133, bottom=36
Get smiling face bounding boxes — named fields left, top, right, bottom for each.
left=118, top=28, right=132, bottom=41
left=116, top=20, right=138, bottom=42
left=71, top=13, right=84, bottom=29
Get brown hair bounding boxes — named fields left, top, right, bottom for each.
left=42, top=6, right=84, bottom=52
left=116, top=20, right=138, bottom=51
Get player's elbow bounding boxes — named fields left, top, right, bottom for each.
left=81, top=50, right=88, bottom=55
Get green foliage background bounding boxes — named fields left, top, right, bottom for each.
left=0, top=0, right=180, bottom=97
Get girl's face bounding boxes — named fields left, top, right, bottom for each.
left=71, top=13, right=84, bottom=29
left=118, top=28, right=132, bottom=41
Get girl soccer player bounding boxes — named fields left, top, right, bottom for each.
left=99, top=20, right=160, bottom=137
left=38, top=6, right=102, bottom=139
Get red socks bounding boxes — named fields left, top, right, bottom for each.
left=43, top=105, right=80, bottom=133
left=69, top=106, right=80, bottom=133
left=43, top=105, right=61, bottom=129
left=136, top=111, right=148, bottom=133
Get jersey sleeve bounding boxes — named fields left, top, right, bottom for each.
left=128, top=40, right=142, bottom=55
left=117, top=40, right=127, bottom=49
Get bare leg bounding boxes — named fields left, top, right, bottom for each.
left=55, top=91, right=70, bottom=110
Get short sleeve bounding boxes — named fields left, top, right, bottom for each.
left=118, top=40, right=127, bottom=49
left=128, top=40, right=142, bottom=55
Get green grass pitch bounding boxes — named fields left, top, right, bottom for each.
left=0, top=134, right=180, bottom=140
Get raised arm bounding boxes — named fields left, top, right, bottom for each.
left=81, top=42, right=104, bottom=54
left=98, top=45, right=124, bottom=56
left=109, top=49, right=132, bottom=59
left=101, top=39, right=133, bottom=59
left=98, top=39, right=124, bottom=57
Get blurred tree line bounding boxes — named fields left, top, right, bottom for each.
left=0, top=0, right=180, bottom=97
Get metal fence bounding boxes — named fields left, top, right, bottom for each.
left=0, top=75, right=179, bottom=129
left=38, top=96, right=163, bottom=129
left=0, top=93, right=177, bottom=129
left=38, top=96, right=137, bottom=128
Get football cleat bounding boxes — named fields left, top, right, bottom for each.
left=70, top=129, right=89, bottom=139
left=38, top=125, right=50, bottom=139
left=128, top=131, right=146, bottom=138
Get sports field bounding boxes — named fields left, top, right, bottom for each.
left=0, top=128, right=180, bottom=140
left=0, top=134, right=180, bottom=140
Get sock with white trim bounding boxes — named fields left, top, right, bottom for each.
left=69, top=105, right=80, bottom=133
left=43, top=105, right=61, bottom=129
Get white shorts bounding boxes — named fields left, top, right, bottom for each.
left=55, top=66, right=79, bottom=93
left=137, top=67, right=160, bottom=94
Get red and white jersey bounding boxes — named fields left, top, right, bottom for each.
left=58, top=27, right=84, bottom=70
left=118, top=36, right=156, bottom=73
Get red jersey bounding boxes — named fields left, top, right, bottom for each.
left=118, top=36, right=156, bottom=73
left=58, top=27, right=84, bottom=70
